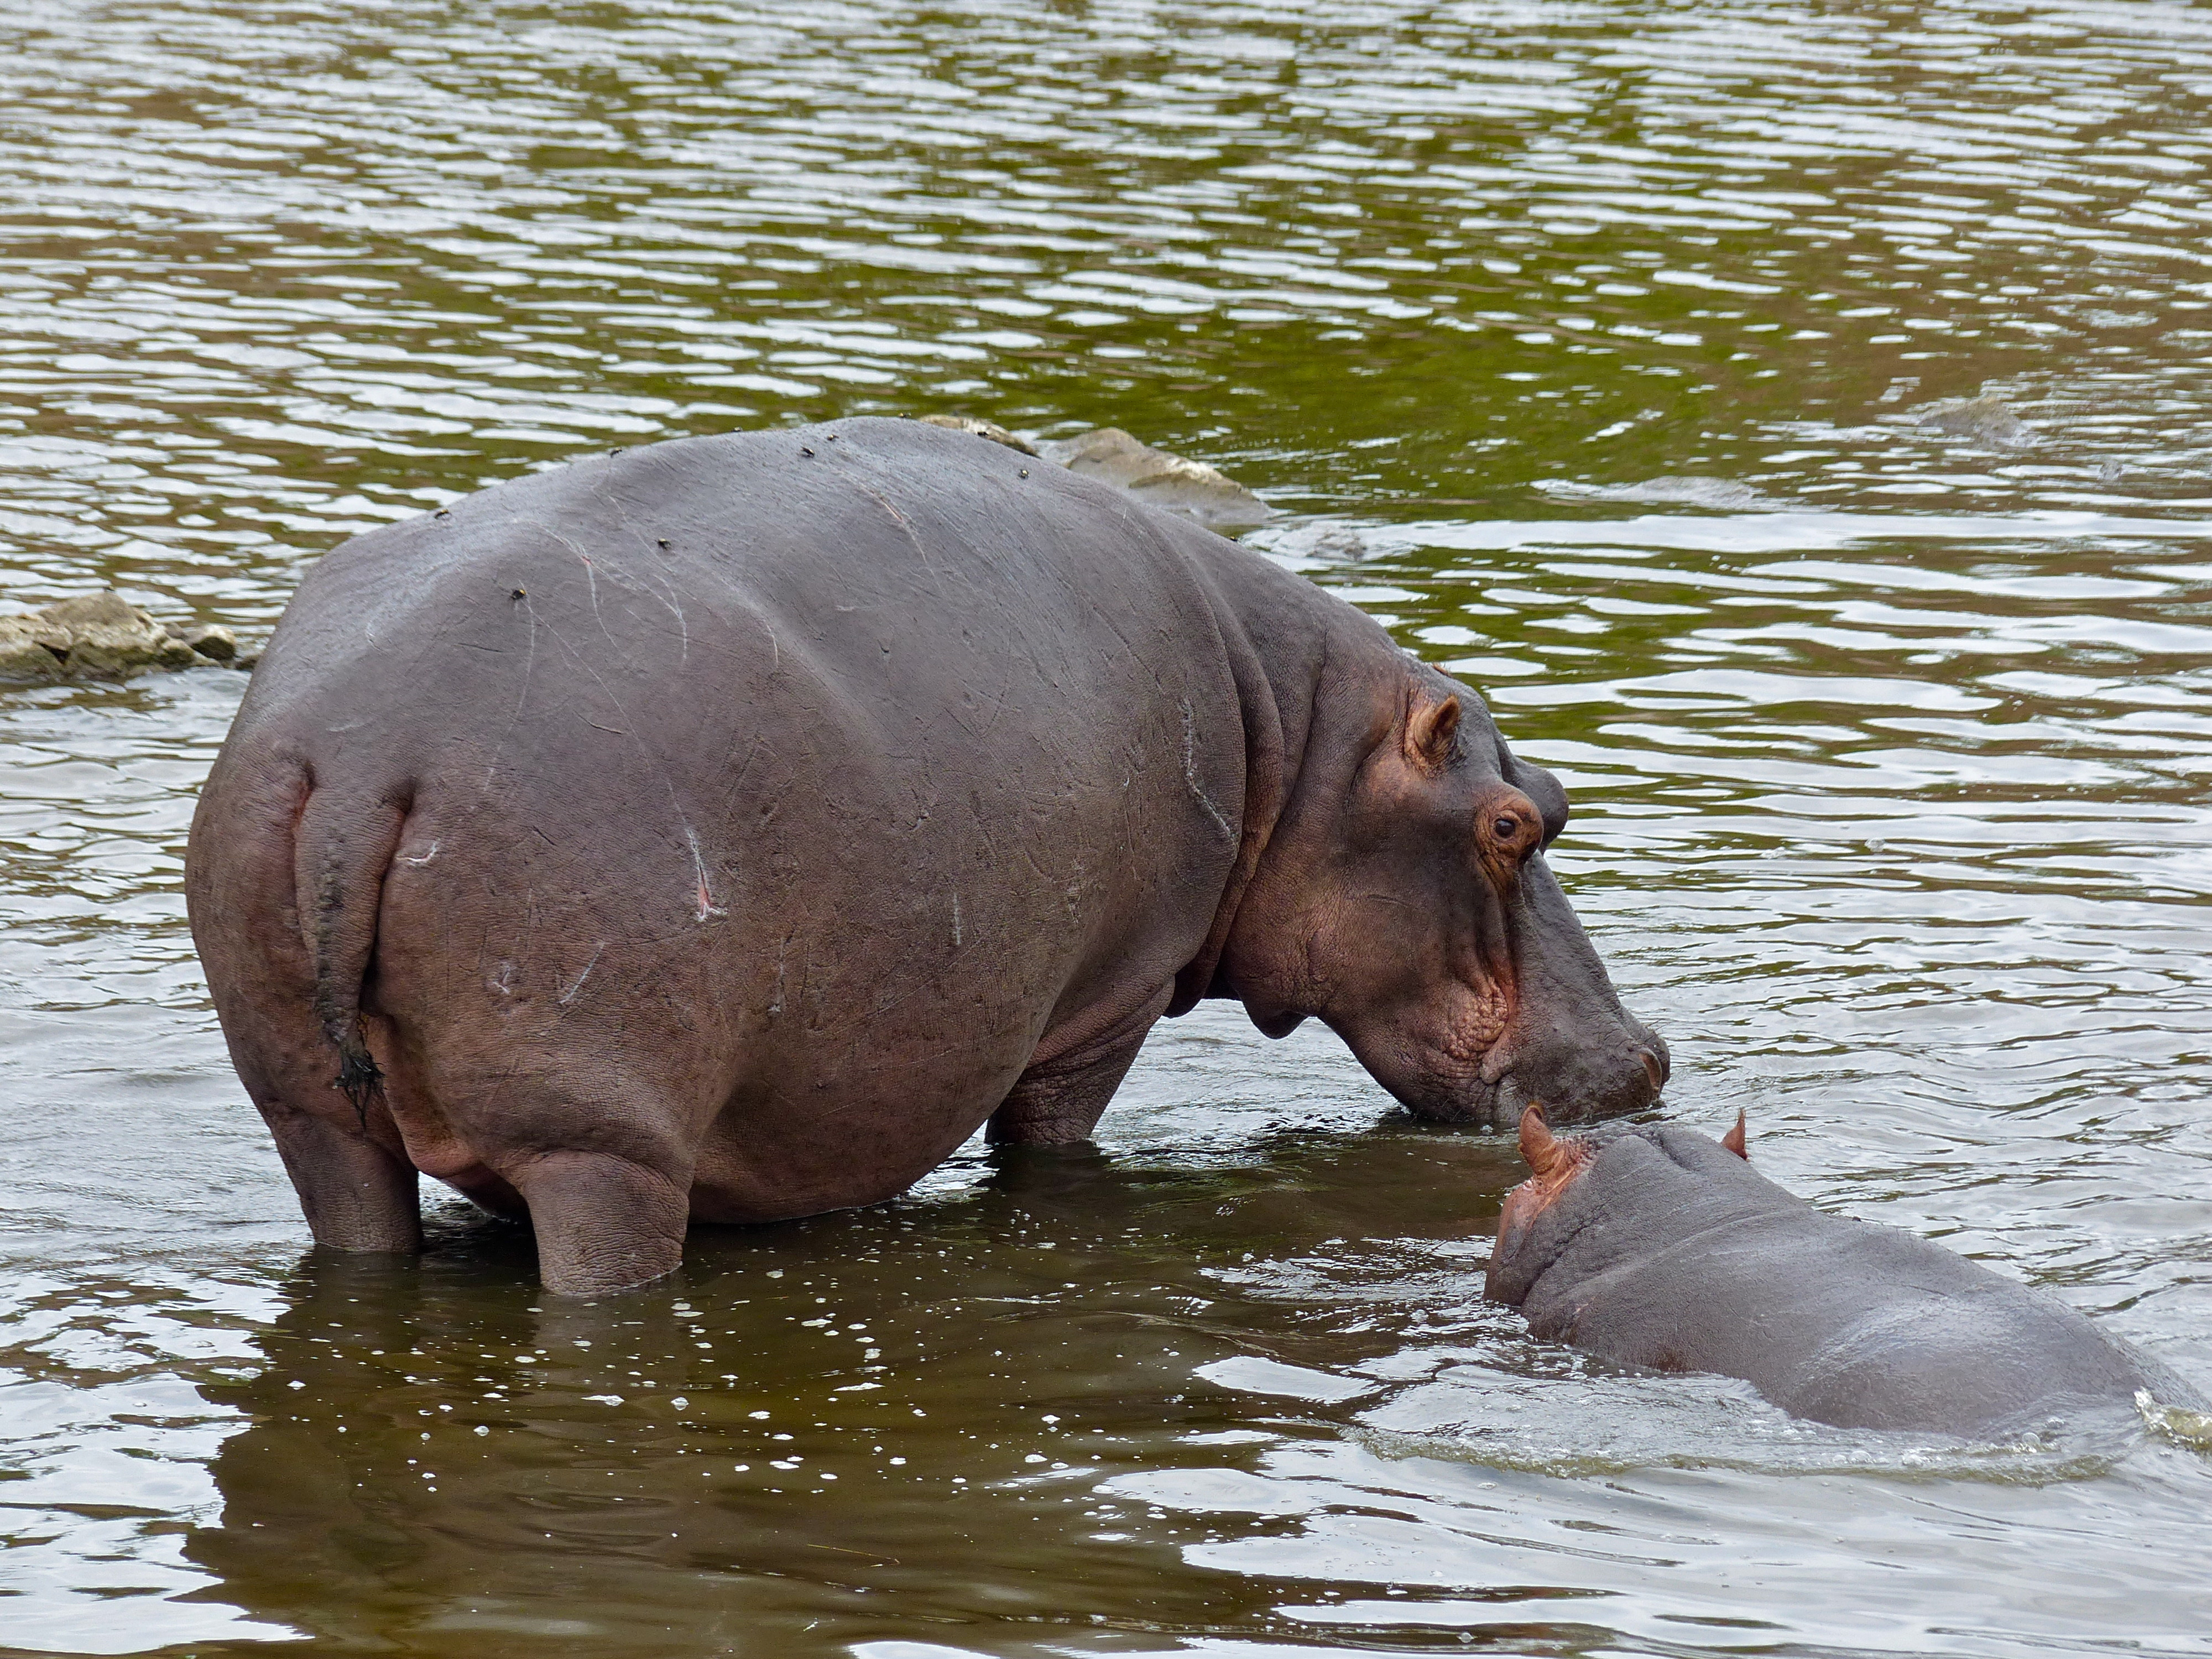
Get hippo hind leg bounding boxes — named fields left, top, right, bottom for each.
left=187, top=764, right=423, bottom=1256
left=988, top=985, right=1169, bottom=1147
left=263, top=1102, right=423, bottom=1255
left=505, top=1150, right=691, bottom=1297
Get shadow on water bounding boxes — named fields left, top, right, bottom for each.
left=174, top=1126, right=1533, bottom=1656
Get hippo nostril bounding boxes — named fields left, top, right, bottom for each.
left=1638, top=1048, right=1665, bottom=1092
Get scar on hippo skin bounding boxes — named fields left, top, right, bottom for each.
left=1486, top=1106, right=2203, bottom=1437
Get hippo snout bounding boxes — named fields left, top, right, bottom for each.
left=1486, top=1012, right=1668, bottom=1128
left=1460, top=849, right=1668, bottom=1127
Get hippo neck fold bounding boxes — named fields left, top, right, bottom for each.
left=1162, top=539, right=1358, bottom=1020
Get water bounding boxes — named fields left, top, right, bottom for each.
left=4, top=1, right=2212, bottom=1653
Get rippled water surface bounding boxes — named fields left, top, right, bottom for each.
left=5, top=2, right=2212, bottom=1655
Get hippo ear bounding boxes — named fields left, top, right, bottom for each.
left=1519, top=1103, right=1566, bottom=1178
left=1721, top=1110, right=1747, bottom=1160
left=1405, top=692, right=1461, bottom=771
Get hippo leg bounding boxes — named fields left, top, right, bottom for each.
left=262, top=1105, right=423, bottom=1255
left=506, top=1150, right=690, bottom=1297
left=987, top=986, right=1171, bottom=1146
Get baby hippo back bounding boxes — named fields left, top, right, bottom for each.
left=1488, top=1123, right=2173, bottom=1437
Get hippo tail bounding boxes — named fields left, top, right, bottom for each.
left=290, top=782, right=408, bottom=1123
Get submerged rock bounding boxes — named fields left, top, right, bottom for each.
left=1537, top=477, right=1786, bottom=511
left=1292, top=523, right=1370, bottom=560
left=915, top=414, right=1039, bottom=456
left=915, top=415, right=1272, bottom=530
left=0, top=591, right=240, bottom=682
left=1257, top=520, right=1373, bottom=561
left=1914, top=394, right=2032, bottom=449
left=1037, top=427, right=1273, bottom=531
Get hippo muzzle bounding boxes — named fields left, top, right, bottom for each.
left=1460, top=849, right=1671, bottom=1125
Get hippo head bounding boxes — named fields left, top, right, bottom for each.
left=1222, top=671, right=1667, bottom=1125
left=1486, top=1105, right=1745, bottom=1303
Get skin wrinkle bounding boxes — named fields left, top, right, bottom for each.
left=1432, top=982, right=1514, bottom=1071
left=1519, top=1206, right=1603, bottom=1317
left=1176, top=607, right=1306, bottom=1005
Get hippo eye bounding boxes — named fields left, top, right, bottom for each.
left=1492, top=815, right=1521, bottom=841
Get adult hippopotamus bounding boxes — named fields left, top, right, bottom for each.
left=1486, top=1108, right=2189, bottom=1435
left=187, top=418, right=1665, bottom=1295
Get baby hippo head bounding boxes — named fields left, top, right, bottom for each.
left=1485, top=1104, right=1745, bottom=1302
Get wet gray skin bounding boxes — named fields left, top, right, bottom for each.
left=10, top=1, right=2212, bottom=1654
left=1486, top=1119, right=2201, bottom=1437
left=187, top=416, right=1664, bottom=1295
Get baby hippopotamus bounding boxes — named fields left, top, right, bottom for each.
left=1485, top=1108, right=2189, bottom=1436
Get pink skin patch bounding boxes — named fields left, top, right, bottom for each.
left=1429, top=978, right=1514, bottom=1072
left=1493, top=1104, right=1594, bottom=1264
left=1493, top=1108, right=1749, bottom=1268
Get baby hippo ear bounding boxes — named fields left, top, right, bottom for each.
left=1721, top=1110, right=1748, bottom=1160
left=1405, top=692, right=1461, bottom=771
left=1519, top=1103, right=1567, bottom=1178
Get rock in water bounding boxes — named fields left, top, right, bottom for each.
left=1914, top=395, right=2032, bottom=449
left=0, top=591, right=238, bottom=681
left=37, top=592, right=202, bottom=676
left=0, top=614, right=71, bottom=681
left=915, top=414, right=1039, bottom=456
left=167, top=619, right=238, bottom=662
left=1038, top=427, right=1272, bottom=531
left=1537, top=477, right=1785, bottom=511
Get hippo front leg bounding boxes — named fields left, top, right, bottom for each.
left=987, top=985, right=1171, bottom=1147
